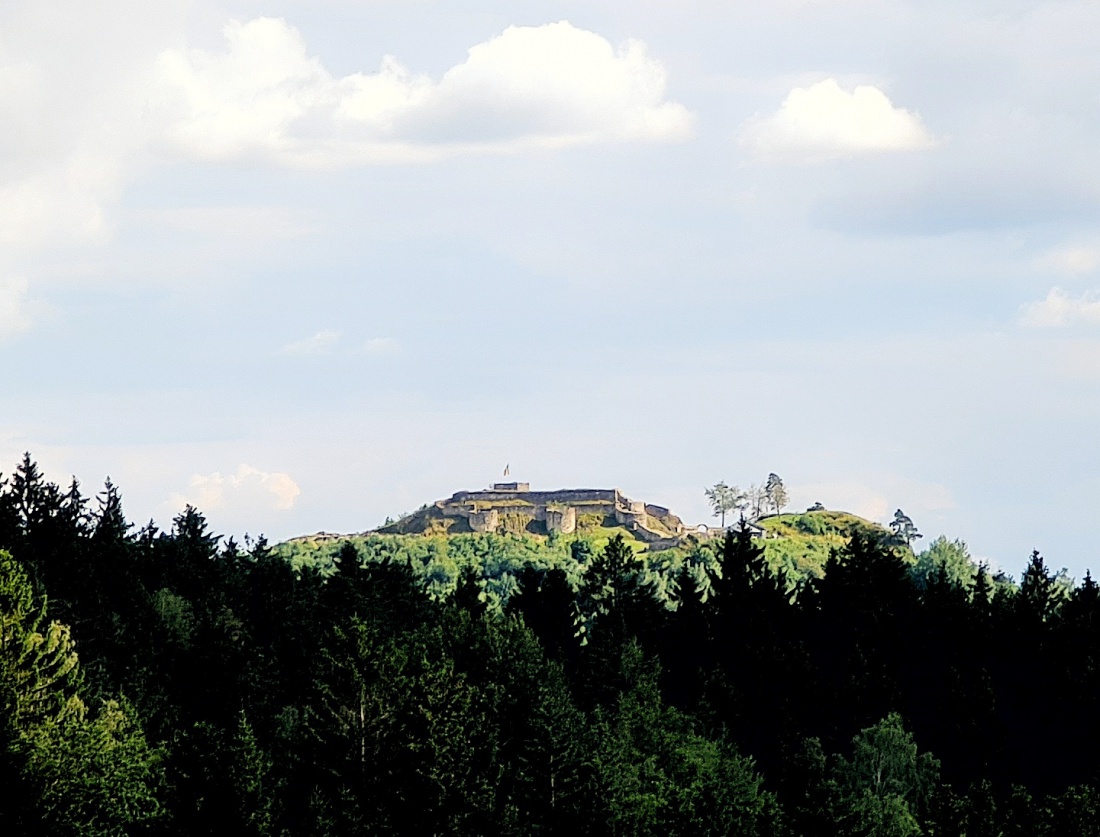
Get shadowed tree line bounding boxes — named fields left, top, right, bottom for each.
left=2, top=454, right=1100, bottom=835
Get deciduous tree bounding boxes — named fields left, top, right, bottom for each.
left=704, top=482, right=741, bottom=528
left=764, top=473, right=789, bottom=516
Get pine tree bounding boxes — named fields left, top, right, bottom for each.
left=706, top=521, right=804, bottom=773
left=661, top=560, right=712, bottom=711
left=808, top=532, right=919, bottom=751
left=507, top=566, right=579, bottom=666
left=888, top=509, right=922, bottom=549
left=576, top=535, right=665, bottom=708
left=0, top=550, right=164, bottom=836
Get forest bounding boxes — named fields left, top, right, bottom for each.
left=3, top=453, right=1100, bottom=836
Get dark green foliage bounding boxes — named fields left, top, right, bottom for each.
left=888, top=509, right=921, bottom=548
left=5, top=455, right=1100, bottom=834
left=507, top=565, right=579, bottom=666
left=703, top=523, right=805, bottom=776
left=911, top=535, right=976, bottom=591
left=590, top=644, right=779, bottom=836
left=830, top=713, right=939, bottom=836
left=0, top=549, right=164, bottom=836
left=576, top=535, right=667, bottom=708
left=806, top=532, right=919, bottom=746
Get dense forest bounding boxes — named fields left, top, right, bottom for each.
left=3, top=454, right=1100, bottom=835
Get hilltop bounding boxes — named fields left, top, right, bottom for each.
left=378, top=483, right=689, bottom=544
left=756, top=509, right=900, bottom=578
left=278, top=482, right=898, bottom=581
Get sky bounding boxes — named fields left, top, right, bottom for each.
left=3, top=0, right=1100, bottom=579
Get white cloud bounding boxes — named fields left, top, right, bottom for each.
left=1020, top=287, right=1100, bottom=328
left=1033, top=245, right=1100, bottom=276
left=0, top=2, right=188, bottom=340
left=741, top=78, right=937, bottom=162
left=279, top=330, right=342, bottom=356
left=0, top=277, right=34, bottom=339
left=152, top=18, right=693, bottom=166
left=169, top=464, right=301, bottom=515
left=0, top=162, right=118, bottom=252
left=799, top=475, right=955, bottom=525
left=0, top=2, right=186, bottom=259
left=0, top=56, right=125, bottom=256
left=361, top=337, right=400, bottom=356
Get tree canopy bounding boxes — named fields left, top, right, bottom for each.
left=0, top=454, right=1097, bottom=835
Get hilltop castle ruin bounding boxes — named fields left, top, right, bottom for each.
left=380, top=482, right=689, bottom=545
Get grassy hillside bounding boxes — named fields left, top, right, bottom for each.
left=276, top=509, right=899, bottom=598
left=273, top=527, right=673, bottom=609
left=282, top=517, right=653, bottom=568
left=757, top=510, right=904, bottom=579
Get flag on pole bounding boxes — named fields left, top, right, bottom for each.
left=503, top=463, right=510, bottom=477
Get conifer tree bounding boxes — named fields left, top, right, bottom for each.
left=576, top=535, right=665, bottom=707
left=661, top=559, right=712, bottom=711
left=888, top=509, right=921, bottom=549
left=808, top=532, right=919, bottom=749
left=707, top=521, right=804, bottom=772
left=508, top=566, right=579, bottom=666
left=1018, top=550, right=1065, bottom=624
left=0, top=549, right=163, bottom=836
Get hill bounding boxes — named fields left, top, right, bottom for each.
left=375, top=484, right=689, bottom=544
left=277, top=488, right=898, bottom=585
left=757, top=510, right=901, bottom=579
left=3, top=457, right=1091, bottom=835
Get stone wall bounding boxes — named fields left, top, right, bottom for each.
left=645, top=505, right=685, bottom=535
left=450, top=488, right=619, bottom=506
left=545, top=506, right=576, bottom=535
left=615, top=507, right=649, bottom=529
left=434, top=486, right=692, bottom=544
left=469, top=509, right=499, bottom=533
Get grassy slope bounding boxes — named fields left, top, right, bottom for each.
left=758, top=510, right=905, bottom=579
left=277, top=509, right=899, bottom=593
left=276, top=519, right=654, bottom=579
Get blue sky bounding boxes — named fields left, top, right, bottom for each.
left=3, top=0, right=1100, bottom=579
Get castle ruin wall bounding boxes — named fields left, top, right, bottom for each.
left=545, top=506, right=577, bottom=535
left=469, top=509, right=500, bottom=533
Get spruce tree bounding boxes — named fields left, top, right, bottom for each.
left=0, top=550, right=163, bottom=836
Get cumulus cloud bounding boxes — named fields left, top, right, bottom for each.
left=741, top=79, right=937, bottom=162
left=0, top=3, right=188, bottom=341
left=0, top=1, right=183, bottom=258
left=169, top=464, right=301, bottom=515
left=0, top=69, right=123, bottom=258
left=0, top=277, right=34, bottom=339
left=1033, top=245, right=1100, bottom=276
left=1020, top=287, right=1100, bottom=328
left=0, top=13, right=688, bottom=339
left=151, top=18, right=692, bottom=166
left=279, top=330, right=341, bottom=356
